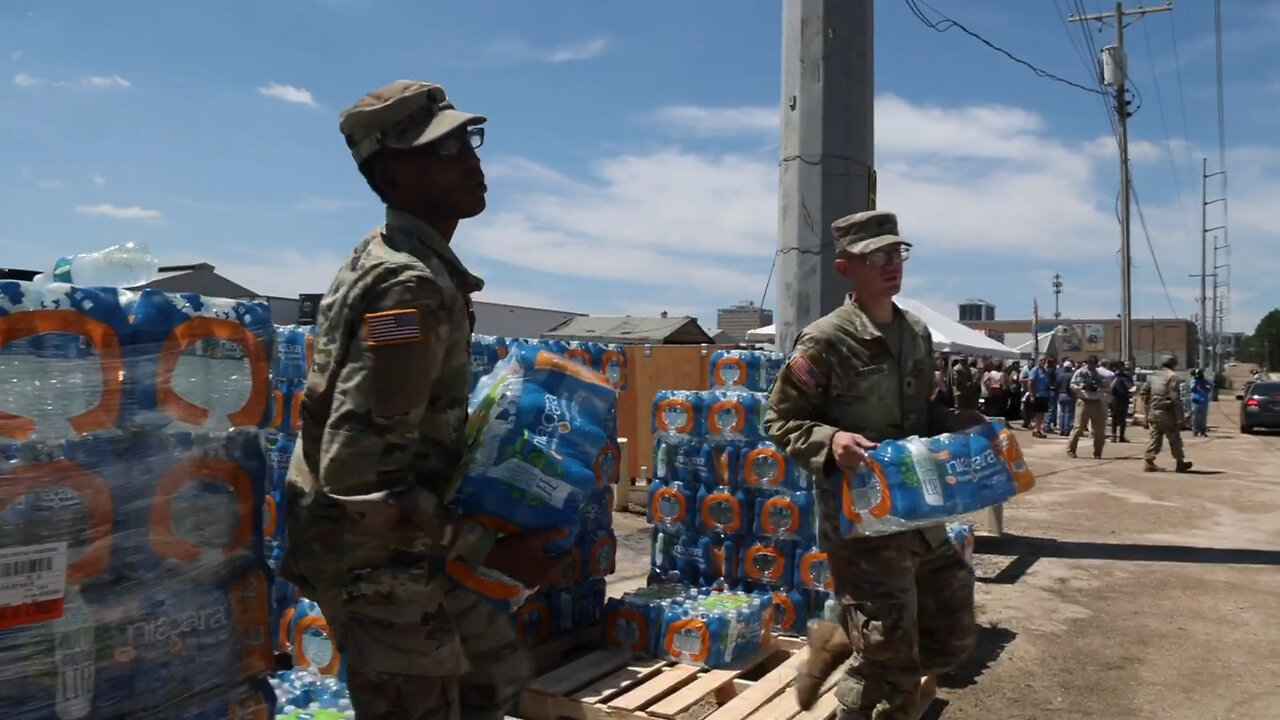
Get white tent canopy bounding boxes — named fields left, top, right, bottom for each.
left=745, top=297, right=1020, bottom=359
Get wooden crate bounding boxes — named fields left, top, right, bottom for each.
left=513, top=637, right=938, bottom=720
left=615, top=344, right=739, bottom=488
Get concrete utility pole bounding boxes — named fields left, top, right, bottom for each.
left=1069, top=1, right=1171, bottom=370
left=775, top=0, right=874, bottom=354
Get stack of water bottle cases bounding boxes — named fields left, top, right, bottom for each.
left=0, top=280, right=279, bottom=719
left=264, top=331, right=628, bottom=718
left=609, top=350, right=1030, bottom=670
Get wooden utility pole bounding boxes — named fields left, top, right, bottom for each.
left=1069, top=1, right=1171, bottom=369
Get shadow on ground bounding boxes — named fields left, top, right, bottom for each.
left=938, top=624, right=1017, bottom=690
left=973, top=534, right=1280, bottom=586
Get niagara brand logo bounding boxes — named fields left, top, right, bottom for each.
left=530, top=396, right=572, bottom=455
left=280, top=340, right=303, bottom=364
left=126, top=604, right=230, bottom=648
left=942, top=448, right=1000, bottom=479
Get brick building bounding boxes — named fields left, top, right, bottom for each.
left=961, top=317, right=1197, bottom=368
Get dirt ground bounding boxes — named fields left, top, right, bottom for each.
left=605, top=399, right=1280, bottom=720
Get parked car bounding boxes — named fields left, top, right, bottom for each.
left=1239, top=381, right=1280, bottom=434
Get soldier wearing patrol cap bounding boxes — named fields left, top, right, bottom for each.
left=1144, top=354, right=1193, bottom=472
left=280, top=80, right=570, bottom=720
left=764, top=210, right=983, bottom=719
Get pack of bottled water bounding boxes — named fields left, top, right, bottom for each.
left=708, top=349, right=785, bottom=393
left=602, top=584, right=771, bottom=668
left=471, top=335, right=628, bottom=393
left=0, top=279, right=278, bottom=718
left=452, top=342, right=620, bottom=613
left=645, top=388, right=826, bottom=636
left=838, top=417, right=1035, bottom=537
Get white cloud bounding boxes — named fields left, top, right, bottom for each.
left=11, top=50, right=23, bottom=61
left=546, top=36, right=610, bottom=63
left=80, top=75, right=130, bottom=89
left=463, top=93, right=1277, bottom=333
left=91, top=174, right=106, bottom=186
left=36, top=180, right=63, bottom=191
left=484, top=36, right=610, bottom=65
left=258, top=82, right=317, bottom=107
left=74, top=203, right=164, bottom=221
left=13, top=72, right=43, bottom=87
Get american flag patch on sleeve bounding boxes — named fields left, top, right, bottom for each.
left=787, top=354, right=823, bottom=390
left=364, top=308, right=421, bottom=346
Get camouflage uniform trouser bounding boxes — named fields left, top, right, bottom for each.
left=322, top=586, right=534, bottom=720
left=828, top=527, right=976, bottom=720
left=1145, top=409, right=1185, bottom=462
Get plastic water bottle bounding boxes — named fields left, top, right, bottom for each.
left=45, top=242, right=161, bottom=288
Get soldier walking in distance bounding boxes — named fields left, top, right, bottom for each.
left=1144, top=355, right=1193, bottom=472
left=764, top=210, right=983, bottom=720
left=1066, top=355, right=1108, bottom=459
left=280, top=80, right=568, bottom=720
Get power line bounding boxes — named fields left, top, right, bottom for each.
left=904, top=0, right=1108, bottom=96
left=1130, top=179, right=1180, bottom=318
left=1138, top=17, right=1196, bottom=251
left=1165, top=10, right=1197, bottom=178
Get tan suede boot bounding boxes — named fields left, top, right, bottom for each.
left=796, top=619, right=853, bottom=710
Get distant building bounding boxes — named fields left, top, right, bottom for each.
left=1218, top=331, right=1246, bottom=359
left=961, top=316, right=1197, bottom=367
left=716, top=300, right=772, bottom=343
left=958, top=298, right=996, bottom=323
left=542, top=315, right=715, bottom=345
left=132, top=262, right=583, bottom=337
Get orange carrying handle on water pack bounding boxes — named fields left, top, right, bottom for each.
left=840, top=460, right=894, bottom=525
left=270, top=386, right=304, bottom=433
left=743, top=544, right=788, bottom=585
left=649, top=485, right=688, bottom=526
left=445, top=515, right=527, bottom=603
left=594, top=440, right=620, bottom=486
left=149, top=456, right=255, bottom=562
left=712, top=355, right=749, bottom=388
left=599, top=348, right=626, bottom=389
left=654, top=397, right=695, bottom=435
left=663, top=618, right=711, bottom=664
left=292, top=613, right=343, bottom=676
left=799, top=551, right=833, bottom=591
left=0, top=458, right=114, bottom=585
left=700, top=491, right=742, bottom=534
left=758, top=495, right=802, bottom=536
left=515, top=598, right=552, bottom=646
left=155, top=317, right=270, bottom=427
left=0, top=310, right=125, bottom=440
left=606, top=606, right=648, bottom=653
left=706, top=400, right=746, bottom=436
left=771, top=590, right=797, bottom=631
left=742, top=446, right=787, bottom=489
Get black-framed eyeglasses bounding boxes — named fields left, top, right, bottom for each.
left=861, top=246, right=910, bottom=267
left=433, top=126, right=484, bottom=157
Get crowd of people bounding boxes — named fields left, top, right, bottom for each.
left=931, top=351, right=1212, bottom=471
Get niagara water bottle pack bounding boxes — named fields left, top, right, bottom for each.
left=707, top=349, right=785, bottom=394
left=837, top=417, right=1036, bottom=537
left=451, top=341, right=620, bottom=639
left=470, top=335, right=628, bottom=394
left=645, top=388, right=830, bottom=637
left=601, top=584, right=774, bottom=669
left=0, top=279, right=279, bottom=719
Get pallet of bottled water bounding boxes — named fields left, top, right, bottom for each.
left=0, top=278, right=279, bottom=718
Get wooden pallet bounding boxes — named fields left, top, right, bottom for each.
left=513, top=636, right=937, bottom=720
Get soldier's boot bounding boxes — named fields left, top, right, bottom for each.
left=1144, top=459, right=1164, bottom=472
left=796, top=619, right=853, bottom=711
left=1175, top=460, right=1193, bottom=473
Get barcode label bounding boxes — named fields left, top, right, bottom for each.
left=0, top=543, right=68, bottom=629
left=0, top=557, right=54, bottom=578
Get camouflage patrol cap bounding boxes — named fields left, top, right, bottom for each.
left=338, top=80, right=486, bottom=166
left=831, top=210, right=913, bottom=254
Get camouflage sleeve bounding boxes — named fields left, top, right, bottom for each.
left=763, top=333, right=840, bottom=478
left=318, top=275, right=495, bottom=566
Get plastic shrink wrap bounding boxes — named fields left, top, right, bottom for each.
left=0, top=280, right=277, bottom=719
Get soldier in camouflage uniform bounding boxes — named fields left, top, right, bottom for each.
left=764, top=211, right=984, bottom=720
left=280, top=80, right=568, bottom=720
left=1144, top=355, right=1193, bottom=473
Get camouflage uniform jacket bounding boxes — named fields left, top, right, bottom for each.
left=1147, top=369, right=1182, bottom=415
left=281, top=208, right=496, bottom=622
left=763, top=295, right=959, bottom=545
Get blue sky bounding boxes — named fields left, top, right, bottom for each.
left=2, top=0, right=1276, bottom=334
